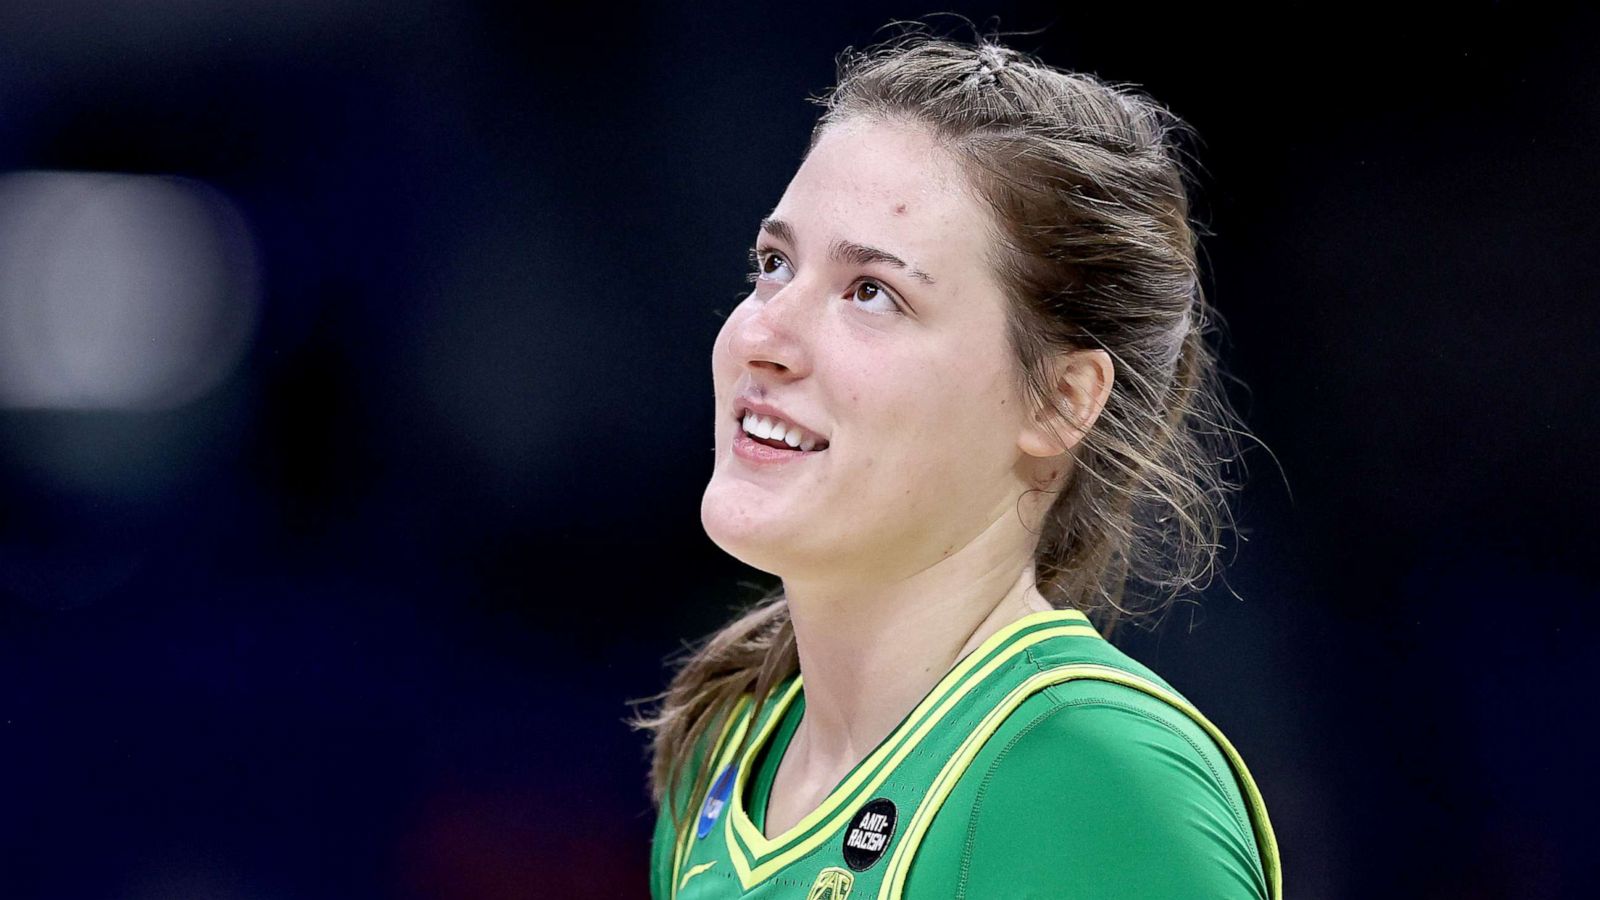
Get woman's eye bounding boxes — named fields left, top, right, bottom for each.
left=747, top=248, right=792, bottom=284
left=849, top=279, right=903, bottom=315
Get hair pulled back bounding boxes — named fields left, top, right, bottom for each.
left=633, top=27, right=1255, bottom=833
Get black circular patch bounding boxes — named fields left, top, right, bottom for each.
left=841, top=797, right=897, bottom=871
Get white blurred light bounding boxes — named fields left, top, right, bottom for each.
left=0, top=171, right=260, bottom=410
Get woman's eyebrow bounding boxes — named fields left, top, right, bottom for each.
left=759, top=217, right=937, bottom=285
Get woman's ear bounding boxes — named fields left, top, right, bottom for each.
left=1017, top=348, right=1115, bottom=458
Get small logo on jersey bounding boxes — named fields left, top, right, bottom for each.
left=696, top=764, right=736, bottom=839
left=841, top=797, right=897, bottom=871
left=807, top=866, right=855, bottom=900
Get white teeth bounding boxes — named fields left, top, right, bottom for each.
left=741, top=411, right=825, bottom=451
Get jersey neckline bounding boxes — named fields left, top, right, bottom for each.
left=745, top=681, right=804, bottom=834
left=723, top=606, right=1102, bottom=877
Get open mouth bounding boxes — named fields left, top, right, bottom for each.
left=746, top=433, right=800, bottom=450
left=734, top=408, right=830, bottom=453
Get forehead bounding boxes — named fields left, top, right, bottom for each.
left=770, top=117, right=997, bottom=285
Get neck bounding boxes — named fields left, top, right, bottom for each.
left=778, top=529, right=1054, bottom=782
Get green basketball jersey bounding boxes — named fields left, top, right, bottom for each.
left=650, top=607, right=1282, bottom=900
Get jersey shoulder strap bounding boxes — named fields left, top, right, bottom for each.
left=876, top=633, right=1283, bottom=900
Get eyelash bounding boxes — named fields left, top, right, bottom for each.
left=745, top=246, right=907, bottom=315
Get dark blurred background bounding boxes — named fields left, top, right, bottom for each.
left=0, top=2, right=1594, bottom=897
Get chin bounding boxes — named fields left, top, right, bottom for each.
left=700, top=484, right=803, bottom=575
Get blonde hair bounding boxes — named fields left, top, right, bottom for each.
left=631, top=26, right=1258, bottom=842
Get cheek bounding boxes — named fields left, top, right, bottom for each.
left=840, top=357, right=949, bottom=462
left=858, top=351, right=1017, bottom=476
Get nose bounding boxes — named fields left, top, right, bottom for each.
left=726, top=282, right=816, bottom=378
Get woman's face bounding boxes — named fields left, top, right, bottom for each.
left=702, top=116, right=1050, bottom=584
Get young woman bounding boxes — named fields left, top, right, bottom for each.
left=635, top=32, right=1282, bottom=900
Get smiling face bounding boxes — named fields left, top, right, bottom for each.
left=701, top=115, right=1052, bottom=585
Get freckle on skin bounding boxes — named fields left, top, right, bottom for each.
left=894, top=203, right=907, bottom=215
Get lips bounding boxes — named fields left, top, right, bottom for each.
left=732, top=425, right=823, bottom=463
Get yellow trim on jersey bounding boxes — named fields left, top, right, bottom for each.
left=876, top=664, right=1283, bottom=900
left=678, top=860, right=717, bottom=891
left=728, top=609, right=1093, bottom=860
left=669, top=693, right=753, bottom=900
left=724, top=613, right=1103, bottom=889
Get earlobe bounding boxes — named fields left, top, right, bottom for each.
left=1017, top=399, right=1072, bottom=459
left=1016, top=349, right=1115, bottom=459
